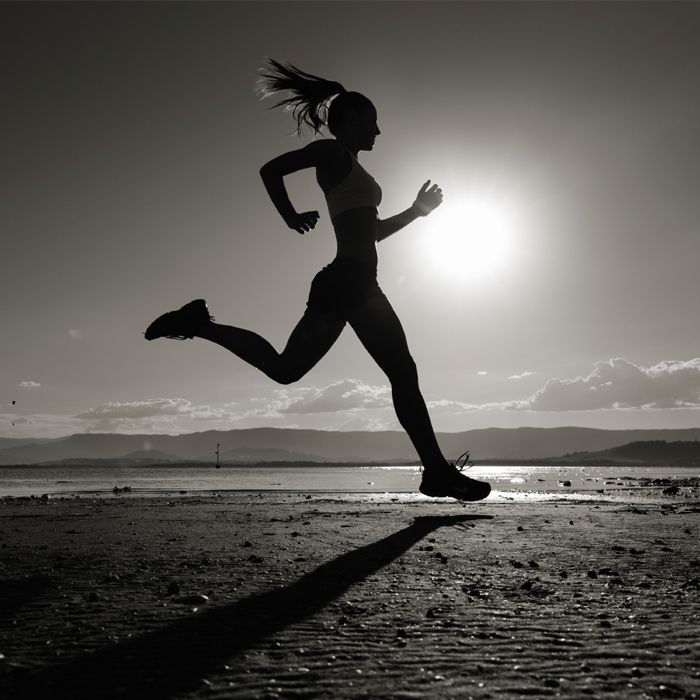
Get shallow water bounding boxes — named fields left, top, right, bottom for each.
left=0, top=464, right=696, bottom=501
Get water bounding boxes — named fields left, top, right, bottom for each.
left=0, top=464, right=695, bottom=501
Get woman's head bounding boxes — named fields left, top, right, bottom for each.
left=255, top=59, right=379, bottom=144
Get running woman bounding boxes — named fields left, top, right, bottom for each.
left=145, top=60, right=491, bottom=502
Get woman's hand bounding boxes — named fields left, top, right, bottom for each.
left=413, top=180, right=443, bottom=216
left=286, top=210, right=320, bottom=235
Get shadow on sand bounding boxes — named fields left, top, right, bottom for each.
left=0, top=575, right=53, bottom=623
left=6, top=514, right=492, bottom=699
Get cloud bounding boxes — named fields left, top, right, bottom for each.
left=477, top=371, right=488, bottom=376
left=19, top=380, right=41, bottom=388
left=427, top=398, right=480, bottom=413
left=69, top=329, right=85, bottom=340
left=278, top=379, right=392, bottom=414
left=74, top=398, right=240, bottom=432
left=507, top=358, right=700, bottom=411
left=508, top=371, right=536, bottom=380
left=76, top=398, right=201, bottom=420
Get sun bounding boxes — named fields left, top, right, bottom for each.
left=422, top=196, right=515, bottom=281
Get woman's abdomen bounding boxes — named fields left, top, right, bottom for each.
left=331, top=208, right=378, bottom=264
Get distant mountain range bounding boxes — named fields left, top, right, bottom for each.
left=552, top=440, right=700, bottom=467
left=0, top=426, right=699, bottom=466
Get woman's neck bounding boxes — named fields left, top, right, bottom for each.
left=336, top=138, right=360, bottom=159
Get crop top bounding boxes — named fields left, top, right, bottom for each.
left=324, top=147, right=382, bottom=220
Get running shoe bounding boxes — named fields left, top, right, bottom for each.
left=419, top=451, right=491, bottom=501
left=144, top=299, right=213, bottom=340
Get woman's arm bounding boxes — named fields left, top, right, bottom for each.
left=376, top=180, right=443, bottom=242
left=376, top=205, right=423, bottom=242
left=259, top=141, right=335, bottom=234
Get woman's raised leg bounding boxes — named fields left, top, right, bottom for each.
left=196, top=310, right=345, bottom=384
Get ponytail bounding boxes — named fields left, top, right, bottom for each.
left=255, top=59, right=346, bottom=137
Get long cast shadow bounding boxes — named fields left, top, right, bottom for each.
left=5, top=514, right=491, bottom=699
left=0, top=575, right=53, bottom=622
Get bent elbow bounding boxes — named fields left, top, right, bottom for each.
left=259, top=164, right=282, bottom=184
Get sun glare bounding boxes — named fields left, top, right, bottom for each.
left=423, top=196, right=515, bottom=282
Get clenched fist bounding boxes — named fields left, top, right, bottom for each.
left=286, top=210, right=320, bottom=234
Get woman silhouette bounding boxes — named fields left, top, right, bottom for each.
left=145, top=60, right=490, bottom=501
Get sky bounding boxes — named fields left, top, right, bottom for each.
left=2, top=1, right=700, bottom=438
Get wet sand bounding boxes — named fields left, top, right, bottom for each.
left=0, top=492, right=698, bottom=699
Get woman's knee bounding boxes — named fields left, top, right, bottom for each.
left=387, top=356, right=419, bottom=386
left=267, top=363, right=306, bottom=385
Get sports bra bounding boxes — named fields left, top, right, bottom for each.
left=324, top=147, right=382, bottom=220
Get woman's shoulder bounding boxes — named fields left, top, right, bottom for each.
left=305, top=138, right=347, bottom=163
left=310, top=140, right=353, bottom=194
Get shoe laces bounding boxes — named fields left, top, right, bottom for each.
left=420, top=450, right=474, bottom=474
left=452, top=450, right=474, bottom=471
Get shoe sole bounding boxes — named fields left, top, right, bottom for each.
left=419, top=483, right=491, bottom=502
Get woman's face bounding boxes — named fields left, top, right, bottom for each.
left=348, top=104, right=380, bottom=150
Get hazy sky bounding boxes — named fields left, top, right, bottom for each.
left=2, top=1, right=699, bottom=438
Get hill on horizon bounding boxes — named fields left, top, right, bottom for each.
left=1, top=426, right=699, bottom=465
left=557, top=440, right=700, bottom=467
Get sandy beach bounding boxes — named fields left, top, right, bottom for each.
left=1, top=491, right=698, bottom=699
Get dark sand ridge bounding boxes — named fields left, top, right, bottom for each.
left=0, top=492, right=698, bottom=698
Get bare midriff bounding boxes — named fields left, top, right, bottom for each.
left=331, top=207, right=379, bottom=267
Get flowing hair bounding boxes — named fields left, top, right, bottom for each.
left=255, top=59, right=370, bottom=138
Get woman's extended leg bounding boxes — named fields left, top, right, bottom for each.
left=346, top=294, right=447, bottom=471
left=195, top=311, right=345, bottom=384
left=347, top=293, right=490, bottom=501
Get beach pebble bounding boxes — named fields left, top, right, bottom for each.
left=517, top=526, right=524, bottom=532
left=560, top=480, right=572, bottom=487
left=662, top=485, right=680, bottom=495
left=167, top=581, right=180, bottom=595
left=88, top=591, right=100, bottom=602
left=587, top=570, right=598, bottom=579
left=242, top=540, right=253, bottom=547
left=510, top=560, right=524, bottom=568
left=521, top=580, right=534, bottom=590
left=528, top=560, right=539, bottom=568
left=176, top=594, right=209, bottom=605
left=248, top=554, right=264, bottom=563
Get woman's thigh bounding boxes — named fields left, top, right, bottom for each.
left=278, top=310, right=346, bottom=381
left=346, top=293, right=417, bottom=380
